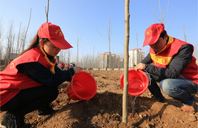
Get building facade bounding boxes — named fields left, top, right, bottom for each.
left=129, top=48, right=144, bottom=68
left=99, top=52, right=124, bottom=68
left=99, top=49, right=145, bottom=69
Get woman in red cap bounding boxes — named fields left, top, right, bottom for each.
left=135, top=23, right=198, bottom=113
left=0, top=22, right=81, bottom=128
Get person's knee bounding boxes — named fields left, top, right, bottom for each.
left=45, top=87, right=59, bottom=101
left=51, top=87, right=59, bottom=100
left=159, top=79, right=174, bottom=95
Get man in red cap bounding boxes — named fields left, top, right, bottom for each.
left=135, top=23, right=198, bottom=112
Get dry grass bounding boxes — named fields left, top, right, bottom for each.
left=0, top=65, right=5, bottom=71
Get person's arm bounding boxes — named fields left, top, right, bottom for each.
left=17, top=62, right=75, bottom=87
left=135, top=53, right=153, bottom=70
left=145, top=45, right=192, bottom=80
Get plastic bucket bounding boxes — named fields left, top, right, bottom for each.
left=66, top=71, right=97, bottom=100
left=120, top=69, right=149, bottom=96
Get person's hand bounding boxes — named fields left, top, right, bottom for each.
left=73, top=67, right=82, bottom=73
left=134, top=63, right=145, bottom=70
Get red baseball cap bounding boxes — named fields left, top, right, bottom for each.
left=38, top=22, right=73, bottom=49
left=142, top=23, right=164, bottom=47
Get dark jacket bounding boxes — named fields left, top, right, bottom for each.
left=142, top=44, right=193, bottom=81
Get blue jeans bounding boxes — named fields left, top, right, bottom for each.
left=144, top=72, right=166, bottom=100
left=159, top=77, right=198, bottom=106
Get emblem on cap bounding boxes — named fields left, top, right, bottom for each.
left=146, top=30, right=153, bottom=35
left=55, top=29, right=63, bottom=36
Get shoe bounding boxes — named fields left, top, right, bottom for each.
left=181, top=102, right=195, bottom=113
left=151, top=96, right=166, bottom=103
left=181, top=105, right=195, bottom=112
left=1, top=112, right=31, bottom=128
left=37, top=106, right=59, bottom=117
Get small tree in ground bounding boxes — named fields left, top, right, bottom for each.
left=74, top=30, right=83, bottom=66
left=97, top=15, right=112, bottom=78
left=122, top=0, right=130, bottom=123
left=4, top=22, right=15, bottom=65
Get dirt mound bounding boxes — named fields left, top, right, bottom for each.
left=0, top=70, right=197, bottom=128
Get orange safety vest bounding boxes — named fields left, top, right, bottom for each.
left=149, top=36, right=198, bottom=84
left=0, top=46, right=57, bottom=106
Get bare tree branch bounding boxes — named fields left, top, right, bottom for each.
left=166, top=10, right=177, bottom=30
left=150, top=0, right=161, bottom=22
left=162, top=0, right=169, bottom=22
left=16, top=22, right=22, bottom=54
left=5, top=22, right=14, bottom=65
left=45, top=0, right=49, bottom=22
left=96, top=30, right=108, bottom=41
left=150, top=0, right=176, bottom=30
left=22, top=8, right=31, bottom=51
left=182, top=23, right=187, bottom=42
left=159, top=0, right=163, bottom=22
left=74, top=30, right=83, bottom=66
left=96, top=15, right=112, bottom=78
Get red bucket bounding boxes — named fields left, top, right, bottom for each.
left=120, top=69, right=149, bottom=96
left=66, top=71, right=97, bottom=100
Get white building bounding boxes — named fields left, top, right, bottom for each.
left=115, top=55, right=120, bottom=68
left=129, top=48, right=144, bottom=68
left=99, top=52, right=123, bottom=68
left=99, top=52, right=110, bottom=68
left=99, top=49, right=144, bottom=69
left=111, top=54, right=116, bottom=68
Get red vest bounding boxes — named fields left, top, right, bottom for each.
left=149, top=36, right=198, bottom=84
left=0, top=46, right=57, bottom=106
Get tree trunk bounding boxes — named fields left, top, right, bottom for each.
left=122, top=0, right=130, bottom=123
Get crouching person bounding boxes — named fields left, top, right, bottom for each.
left=135, top=23, right=198, bottom=112
left=0, top=22, right=81, bottom=128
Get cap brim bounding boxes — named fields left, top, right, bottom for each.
left=49, top=38, right=73, bottom=49
left=142, top=35, right=160, bottom=47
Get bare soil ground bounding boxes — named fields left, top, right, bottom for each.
left=0, top=70, right=198, bottom=128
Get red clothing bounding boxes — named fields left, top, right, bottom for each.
left=0, top=46, right=57, bottom=106
left=61, top=63, right=65, bottom=67
left=149, top=36, right=198, bottom=84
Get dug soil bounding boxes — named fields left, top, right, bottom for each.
left=0, top=70, right=198, bottom=128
